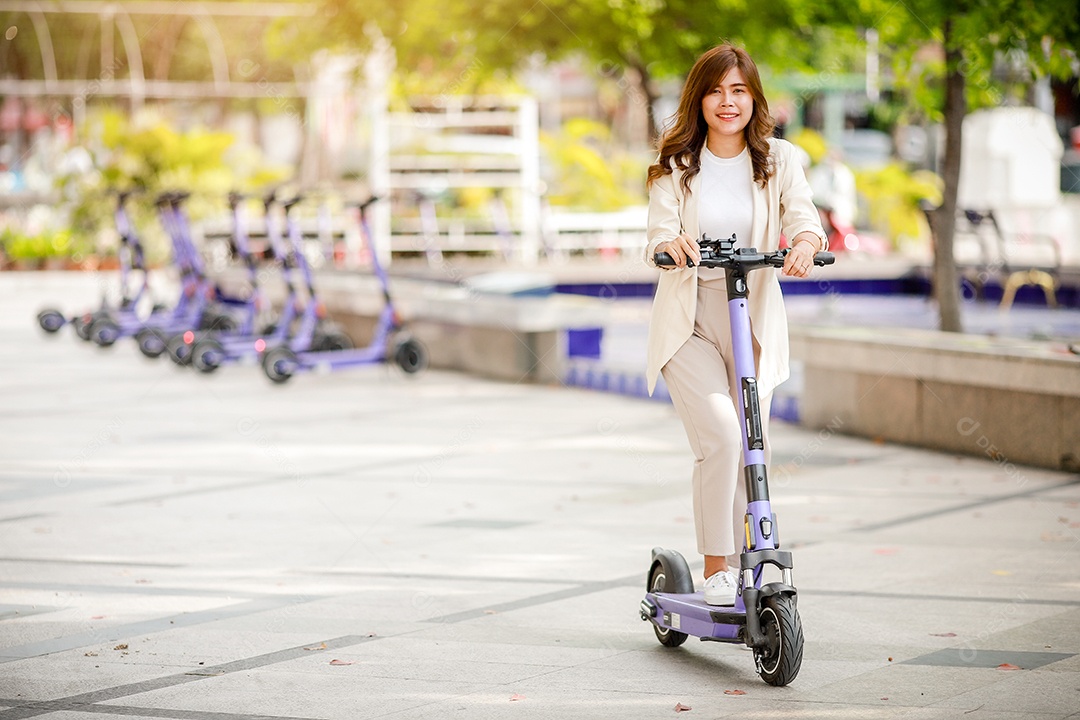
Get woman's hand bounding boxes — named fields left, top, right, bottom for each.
left=782, top=236, right=819, bottom=278
left=655, top=233, right=701, bottom=269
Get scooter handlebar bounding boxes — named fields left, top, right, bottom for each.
left=653, top=248, right=836, bottom=269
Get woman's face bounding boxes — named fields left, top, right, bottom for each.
left=700, top=66, right=754, bottom=142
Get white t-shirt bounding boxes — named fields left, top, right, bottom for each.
left=697, top=146, right=754, bottom=280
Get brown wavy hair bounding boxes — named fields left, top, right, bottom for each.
left=647, top=45, right=776, bottom=194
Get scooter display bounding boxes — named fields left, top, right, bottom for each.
left=641, top=233, right=834, bottom=687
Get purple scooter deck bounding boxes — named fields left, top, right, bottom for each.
left=645, top=590, right=746, bottom=642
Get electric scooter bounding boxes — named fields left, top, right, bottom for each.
left=187, top=192, right=311, bottom=373
left=641, top=233, right=834, bottom=687
left=259, top=196, right=426, bottom=383
left=36, top=190, right=160, bottom=339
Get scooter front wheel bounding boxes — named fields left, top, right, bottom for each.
left=394, top=338, right=428, bottom=374
left=73, top=314, right=94, bottom=341
left=166, top=333, right=194, bottom=366
left=755, top=594, right=803, bottom=686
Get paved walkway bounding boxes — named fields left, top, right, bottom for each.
left=2, top=273, right=1080, bottom=719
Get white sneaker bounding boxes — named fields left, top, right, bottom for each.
left=703, top=570, right=738, bottom=606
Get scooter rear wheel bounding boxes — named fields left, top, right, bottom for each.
left=755, top=594, right=803, bottom=686
left=647, top=563, right=689, bottom=648
left=37, top=309, right=65, bottom=333
left=192, top=338, right=225, bottom=374
left=136, top=328, right=167, bottom=358
left=316, top=330, right=353, bottom=352
left=262, top=346, right=298, bottom=384
left=89, top=318, right=121, bottom=347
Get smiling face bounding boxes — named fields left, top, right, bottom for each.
left=700, top=67, right=754, bottom=150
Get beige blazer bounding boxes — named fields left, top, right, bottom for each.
left=644, top=138, right=826, bottom=396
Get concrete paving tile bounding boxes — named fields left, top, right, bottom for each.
left=6, top=276, right=1080, bottom=717
left=98, top=670, right=491, bottom=720
left=957, top=607, right=1080, bottom=656
left=262, top=649, right=563, bottom=685
left=354, top=687, right=728, bottom=720
left=505, top=646, right=765, bottom=696
left=0, top=656, right=181, bottom=702
left=338, top=634, right=626, bottom=667
left=794, top=664, right=1011, bottom=708
left=799, top=593, right=1071, bottom=653
left=3, top=713, right=188, bottom=720
left=932, top=714, right=1071, bottom=720
left=928, top=667, right=1080, bottom=714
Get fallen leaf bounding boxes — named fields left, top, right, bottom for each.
left=84, top=652, right=98, bottom=657
left=90, top=615, right=105, bottom=620
left=510, top=694, right=526, bottom=702
left=888, top=657, right=893, bottom=662
left=484, top=610, right=498, bottom=615
left=674, top=703, right=692, bottom=712
left=329, top=659, right=353, bottom=666
left=723, top=689, right=746, bottom=696
left=881, top=697, right=889, bottom=701
left=997, top=663, right=1021, bottom=670
left=114, top=644, right=128, bottom=651
left=303, top=643, right=327, bottom=651
left=930, top=632, right=957, bottom=637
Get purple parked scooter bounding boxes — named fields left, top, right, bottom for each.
left=259, top=196, right=426, bottom=383
left=642, top=233, right=833, bottom=687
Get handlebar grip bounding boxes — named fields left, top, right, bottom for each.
left=654, top=252, right=697, bottom=268
left=814, top=251, right=836, bottom=266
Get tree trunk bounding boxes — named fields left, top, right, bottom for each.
left=628, top=58, right=661, bottom=145
left=935, top=17, right=965, bottom=333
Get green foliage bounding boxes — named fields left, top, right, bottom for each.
left=540, top=118, right=646, bottom=211
left=0, top=227, right=87, bottom=263
left=56, top=108, right=288, bottom=261
left=855, top=163, right=942, bottom=247
left=855, top=0, right=1080, bottom=121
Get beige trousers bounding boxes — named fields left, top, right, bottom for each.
left=660, top=277, right=773, bottom=569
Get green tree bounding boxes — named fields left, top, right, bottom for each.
left=282, top=0, right=865, bottom=138
left=843, top=0, right=1080, bottom=332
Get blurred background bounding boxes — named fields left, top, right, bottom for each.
left=2, top=1, right=1079, bottom=417
left=1, top=0, right=1077, bottom=266
left=0, top=4, right=1075, bottom=468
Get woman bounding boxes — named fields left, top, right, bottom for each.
left=645, top=45, right=826, bottom=606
